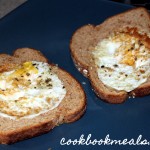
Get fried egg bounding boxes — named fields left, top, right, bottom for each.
left=0, top=61, right=66, bottom=119
left=93, top=33, right=150, bottom=92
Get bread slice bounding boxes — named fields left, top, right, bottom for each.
left=70, top=7, right=150, bottom=103
left=0, top=48, right=86, bottom=144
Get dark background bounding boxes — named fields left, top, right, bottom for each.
left=111, top=0, right=150, bottom=9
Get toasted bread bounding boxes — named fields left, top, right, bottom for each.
left=0, top=48, right=86, bottom=144
left=70, top=7, right=150, bottom=103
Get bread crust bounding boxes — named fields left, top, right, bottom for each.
left=0, top=120, right=56, bottom=144
left=130, top=81, right=150, bottom=97
left=70, top=24, right=95, bottom=77
left=70, top=7, right=150, bottom=103
left=88, top=65, right=128, bottom=104
left=0, top=48, right=86, bottom=144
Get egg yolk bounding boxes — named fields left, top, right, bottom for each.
left=14, top=62, right=38, bottom=75
left=112, top=33, right=142, bottom=67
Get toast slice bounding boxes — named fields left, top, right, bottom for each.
left=70, top=7, right=150, bottom=103
left=0, top=48, right=86, bottom=144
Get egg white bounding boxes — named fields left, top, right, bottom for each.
left=93, top=33, right=150, bottom=92
left=0, top=61, right=66, bottom=119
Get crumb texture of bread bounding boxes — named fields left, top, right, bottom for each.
left=70, top=7, right=150, bottom=103
left=0, top=48, right=86, bottom=144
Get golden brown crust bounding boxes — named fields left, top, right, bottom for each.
left=70, top=7, right=150, bottom=103
left=0, top=48, right=86, bottom=144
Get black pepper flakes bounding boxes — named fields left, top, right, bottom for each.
left=45, top=78, right=51, bottom=83
left=15, top=78, right=19, bottom=81
left=139, top=42, right=143, bottom=46
left=131, top=47, right=134, bottom=50
left=26, top=73, right=30, bottom=76
left=48, top=84, right=52, bottom=87
left=113, top=64, right=118, bottom=68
